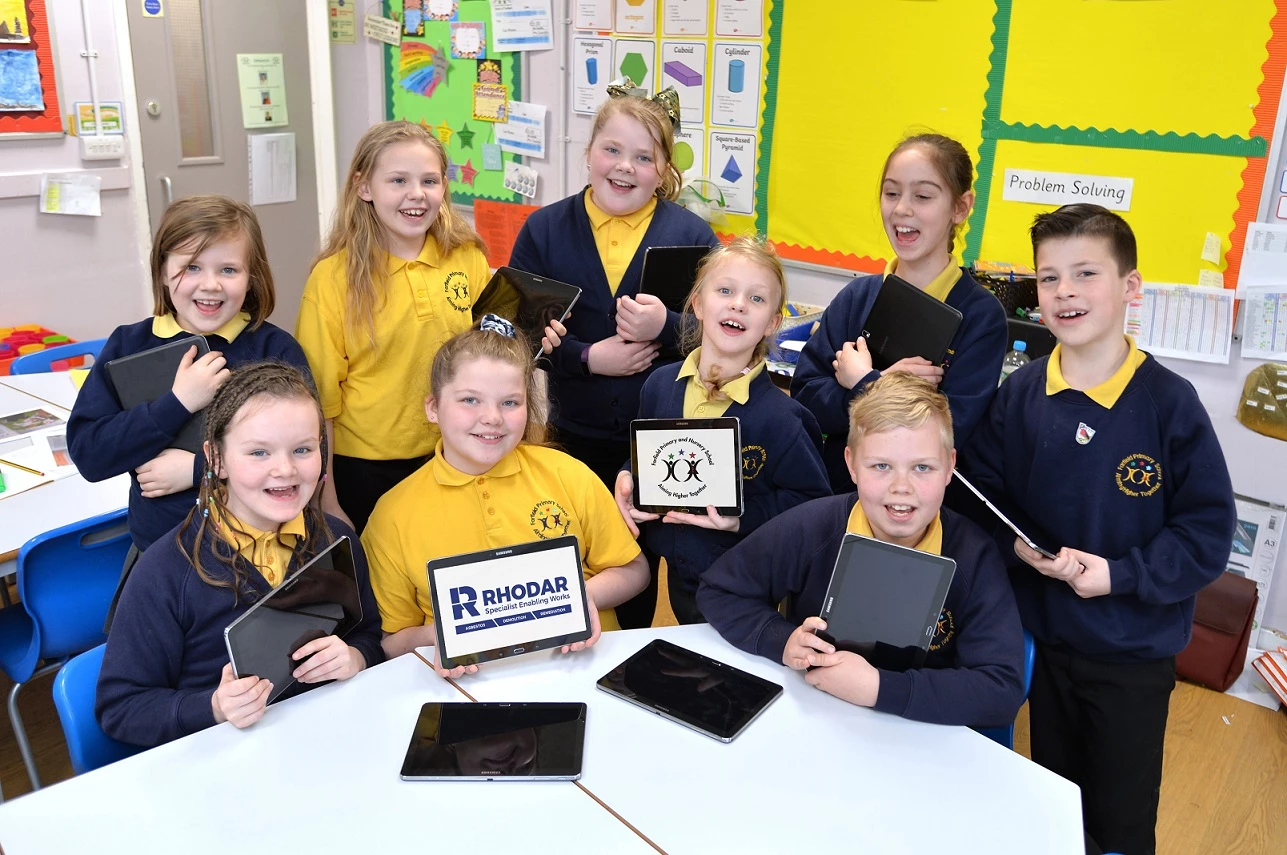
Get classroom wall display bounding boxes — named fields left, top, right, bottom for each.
left=0, top=0, right=63, bottom=138
left=573, top=0, right=774, bottom=235
left=383, top=0, right=524, bottom=203
left=759, top=0, right=1287, bottom=290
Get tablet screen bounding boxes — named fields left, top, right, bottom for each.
left=428, top=536, right=591, bottom=666
left=471, top=267, right=581, bottom=358
left=596, top=639, right=782, bottom=742
left=630, top=418, right=743, bottom=514
left=400, top=702, right=586, bottom=781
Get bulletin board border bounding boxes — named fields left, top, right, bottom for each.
left=0, top=0, right=65, bottom=140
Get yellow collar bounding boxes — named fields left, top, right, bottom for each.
left=585, top=192, right=657, bottom=232
left=388, top=235, right=442, bottom=272
left=677, top=347, right=764, bottom=405
left=152, top=312, right=250, bottom=342
left=430, top=439, right=523, bottom=486
left=1046, top=336, right=1146, bottom=409
left=884, top=257, right=963, bottom=303
left=845, top=499, right=944, bottom=555
left=212, top=505, right=307, bottom=586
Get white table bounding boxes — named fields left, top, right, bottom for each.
left=459, top=625, right=1085, bottom=855
left=0, top=653, right=660, bottom=854
left=0, top=372, right=82, bottom=412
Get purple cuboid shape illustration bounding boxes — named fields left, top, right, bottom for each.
left=721, top=155, right=743, bottom=184
left=663, top=60, right=703, bottom=87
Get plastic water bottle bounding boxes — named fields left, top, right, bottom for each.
left=999, top=341, right=1029, bottom=385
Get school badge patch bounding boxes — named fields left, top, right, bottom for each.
left=1076, top=422, right=1095, bottom=445
left=530, top=500, right=571, bottom=538
left=741, top=445, right=766, bottom=480
left=929, top=608, right=955, bottom=652
left=1115, top=454, right=1162, bottom=498
left=443, top=271, right=471, bottom=311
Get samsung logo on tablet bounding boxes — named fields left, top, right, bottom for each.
left=449, top=578, right=571, bottom=620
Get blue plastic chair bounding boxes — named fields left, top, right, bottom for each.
left=9, top=338, right=107, bottom=374
left=0, top=509, right=131, bottom=791
left=974, top=629, right=1036, bottom=750
left=53, top=644, right=143, bottom=775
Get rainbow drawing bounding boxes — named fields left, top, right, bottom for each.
left=399, top=41, right=444, bottom=99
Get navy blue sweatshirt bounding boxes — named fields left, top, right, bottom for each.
left=960, top=354, right=1236, bottom=660
left=697, top=495, right=1025, bottom=727
left=633, top=363, right=830, bottom=595
left=67, top=317, right=311, bottom=551
left=508, top=188, right=720, bottom=442
left=96, top=515, right=385, bottom=748
left=791, top=270, right=1007, bottom=491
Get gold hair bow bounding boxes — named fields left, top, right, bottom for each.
left=606, top=77, right=682, bottom=130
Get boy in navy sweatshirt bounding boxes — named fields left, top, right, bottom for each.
left=960, top=204, right=1236, bottom=855
left=697, top=372, right=1025, bottom=728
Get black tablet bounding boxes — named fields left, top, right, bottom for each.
left=223, top=537, right=362, bottom=703
left=104, top=335, right=210, bottom=454
left=400, top=702, right=586, bottom=781
left=596, top=639, right=782, bottom=743
left=629, top=417, right=743, bottom=516
left=952, top=469, right=1058, bottom=559
left=472, top=266, right=581, bottom=359
left=639, top=245, right=716, bottom=312
left=817, top=533, right=957, bottom=672
left=427, top=535, right=592, bottom=669
left=862, top=274, right=964, bottom=370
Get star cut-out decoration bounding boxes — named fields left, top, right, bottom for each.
left=460, top=159, right=478, bottom=187
left=457, top=122, right=476, bottom=149
left=433, top=43, right=451, bottom=86
left=447, top=163, right=461, bottom=182
left=435, top=122, right=454, bottom=145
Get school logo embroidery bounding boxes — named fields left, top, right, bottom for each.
left=1115, top=454, right=1162, bottom=498
left=647, top=436, right=713, bottom=502
left=929, top=608, right=955, bottom=652
left=1076, top=422, right=1096, bottom=445
left=443, top=271, right=471, bottom=312
left=741, top=445, right=766, bottom=480
left=529, top=500, right=571, bottom=539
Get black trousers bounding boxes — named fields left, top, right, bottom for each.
left=332, top=454, right=429, bottom=535
left=554, top=428, right=658, bottom=629
left=1029, top=643, right=1176, bottom=855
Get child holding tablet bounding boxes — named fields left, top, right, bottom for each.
left=697, top=373, right=1024, bottom=727
left=791, top=134, right=1007, bottom=492
left=97, top=362, right=384, bottom=748
left=362, top=317, right=649, bottom=676
left=613, top=237, right=830, bottom=623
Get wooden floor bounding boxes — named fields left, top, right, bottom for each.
left=3, top=570, right=1286, bottom=855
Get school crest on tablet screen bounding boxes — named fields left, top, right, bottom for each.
left=648, top=436, right=712, bottom=501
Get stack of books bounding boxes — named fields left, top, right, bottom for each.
left=1252, top=648, right=1287, bottom=708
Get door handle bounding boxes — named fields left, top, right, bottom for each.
left=160, top=175, right=173, bottom=207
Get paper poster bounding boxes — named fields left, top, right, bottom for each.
left=73, top=101, right=123, bottom=135
left=236, top=54, right=288, bottom=128
left=503, top=161, right=538, bottom=198
left=710, top=42, right=761, bottom=128
left=614, top=38, right=658, bottom=93
left=472, top=83, right=509, bottom=123
left=1242, top=292, right=1287, bottom=360
left=427, top=0, right=457, bottom=21
left=490, top=0, right=553, bottom=52
left=39, top=173, right=102, bottom=217
left=248, top=133, right=297, bottom=206
left=1228, top=496, right=1285, bottom=650
left=1002, top=168, right=1134, bottom=213
left=0, top=0, right=32, bottom=43
left=708, top=130, right=756, bottom=215
left=496, top=100, right=547, bottom=158
left=715, top=0, right=763, bottom=38
left=661, top=42, right=706, bottom=125
left=402, top=0, right=426, bottom=36
left=473, top=199, right=541, bottom=268
left=574, top=0, right=612, bottom=31
left=364, top=13, right=401, bottom=46
left=0, top=50, right=42, bottom=111
left=451, top=20, right=485, bottom=59
left=328, top=0, right=356, bottom=43
left=1239, top=223, right=1287, bottom=289
left=664, top=0, right=708, bottom=36
left=673, top=125, right=705, bottom=184
left=572, top=38, right=612, bottom=114
left=1124, top=282, right=1233, bottom=364
left=616, top=0, right=656, bottom=35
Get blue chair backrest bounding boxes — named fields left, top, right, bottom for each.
left=10, top=338, right=107, bottom=374
left=52, top=645, right=143, bottom=774
left=974, top=629, right=1036, bottom=750
left=13, top=509, right=131, bottom=677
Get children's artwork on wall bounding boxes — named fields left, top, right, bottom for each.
left=384, top=0, right=522, bottom=203
left=0, top=0, right=62, bottom=137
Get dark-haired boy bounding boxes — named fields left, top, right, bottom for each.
left=961, top=204, right=1235, bottom=855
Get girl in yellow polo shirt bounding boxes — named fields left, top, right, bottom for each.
left=297, top=120, right=491, bottom=534
left=362, top=317, right=650, bottom=677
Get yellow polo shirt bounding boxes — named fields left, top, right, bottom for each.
left=362, top=442, right=641, bottom=634
left=846, top=501, right=944, bottom=555
left=678, top=347, right=766, bottom=418
left=296, top=238, right=491, bottom=460
left=152, top=312, right=250, bottom=342
left=884, top=257, right=963, bottom=303
left=1046, top=336, right=1147, bottom=409
left=586, top=193, right=656, bottom=295
left=212, top=507, right=307, bottom=587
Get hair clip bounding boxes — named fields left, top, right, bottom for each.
left=479, top=314, right=517, bottom=338
left=606, top=77, right=681, bottom=130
